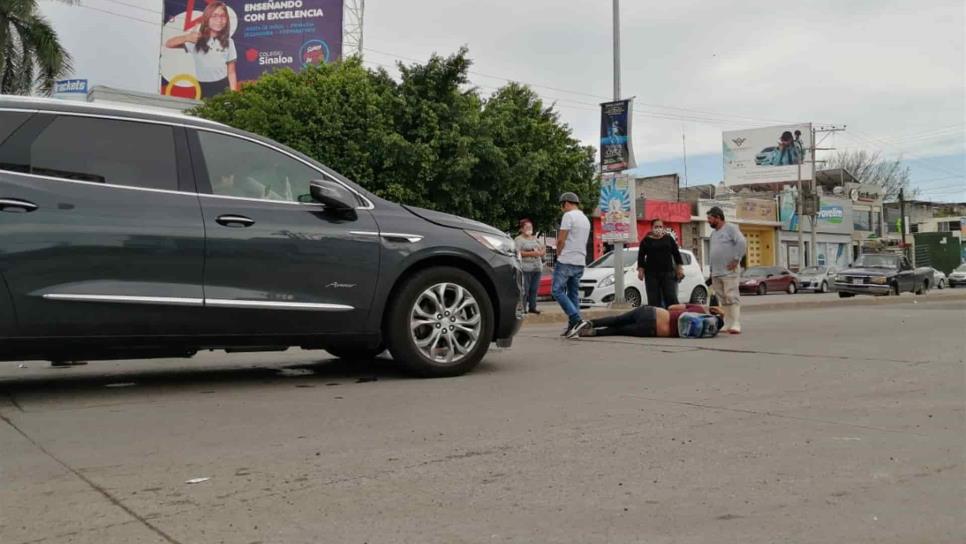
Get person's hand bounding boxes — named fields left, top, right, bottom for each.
left=726, top=260, right=738, bottom=271
left=637, top=268, right=645, bottom=281
left=675, top=266, right=685, bottom=281
left=705, top=277, right=713, bottom=287
left=185, top=31, right=201, bottom=44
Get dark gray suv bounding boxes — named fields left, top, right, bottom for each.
left=0, top=97, right=523, bottom=377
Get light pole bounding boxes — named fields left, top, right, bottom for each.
left=611, top=0, right=628, bottom=306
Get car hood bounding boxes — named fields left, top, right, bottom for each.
left=843, top=267, right=895, bottom=276
left=402, top=205, right=505, bottom=237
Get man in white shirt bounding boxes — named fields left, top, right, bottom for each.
left=553, top=192, right=592, bottom=337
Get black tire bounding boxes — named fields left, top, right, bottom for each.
left=326, top=345, right=386, bottom=361
left=819, top=281, right=829, bottom=294
left=915, top=281, right=927, bottom=295
left=385, top=267, right=494, bottom=378
left=891, top=283, right=901, bottom=296
left=757, top=283, right=767, bottom=296
left=689, top=285, right=709, bottom=305
left=938, top=279, right=945, bottom=290
left=625, top=288, right=642, bottom=308
left=838, top=292, right=855, bottom=298
left=787, top=282, right=798, bottom=294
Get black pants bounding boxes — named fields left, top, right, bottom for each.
left=590, top=306, right=658, bottom=337
left=200, top=78, right=230, bottom=98
left=645, top=272, right=679, bottom=309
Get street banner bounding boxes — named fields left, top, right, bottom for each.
left=600, top=99, right=636, bottom=172
left=599, top=173, right=637, bottom=243
left=723, top=124, right=812, bottom=186
left=160, top=0, right=343, bottom=100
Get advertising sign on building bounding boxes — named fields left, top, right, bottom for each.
left=160, top=0, right=343, bottom=100
left=600, top=99, right=636, bottom=172
left=722, top=124, right=813, bottom=186
left=736, top=198, right=778, bottom=223
left=780, top=192, right=853, bottom=234
left=599, top=173, right=637, bottom=243
left=52, top=79, right=90, bottom=102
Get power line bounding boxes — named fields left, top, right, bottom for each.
left=86, top=0, right=161, bottom=15
left=72, top=3, right=160, bottom=25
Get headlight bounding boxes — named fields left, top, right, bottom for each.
left=466, top=231, right=515, bottom=257
left=744, top=280, right=758, bottom=285
left=870, top=276, right=888, bottom=285
left=600, top=274, right=615, bottom=288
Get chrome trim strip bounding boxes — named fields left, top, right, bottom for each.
left=0, top=107, right=375, bottom=210
left=205, top=299, right=354, bottom=311
left=43, top=294, right=204, bottom=306
left=0, top=198, right=38, bottom=211
left=349, top=231, right=423, bottom=243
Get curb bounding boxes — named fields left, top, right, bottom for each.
left=522, top=291, right=966, bottom=327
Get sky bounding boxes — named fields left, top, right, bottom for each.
left=39, top=0, right=966, bottom=202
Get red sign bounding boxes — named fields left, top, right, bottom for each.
left=643, top=200, right=691, bottom=223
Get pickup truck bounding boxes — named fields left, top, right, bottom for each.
left=835, top=254, right=932, bottom=297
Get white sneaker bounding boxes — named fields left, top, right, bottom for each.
left=566, top=320, right=592, bottom=339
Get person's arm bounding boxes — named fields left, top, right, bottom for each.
left=669, top=237, right=685, bottom=279
left=637, top=238, right=648, bottom=280
left=727, top=226, right=747, bottom=271
left=227, top=62, right=238, bottom=91
left=165, top=31, right=200, bottom=49
left=556, top=230, right=570, bottom=256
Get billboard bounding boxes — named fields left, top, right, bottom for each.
left=600, top=99, right=636, bottom=172
left=160, top=0, right=343, bottom=100
left=723, top=124, right=812, bottom=186
left=779, top=192, right=853, bottom=234
left=599, top=173, right=637, bottom=243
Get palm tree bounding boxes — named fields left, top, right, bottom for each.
left=0, top=0, right=73, bottom=96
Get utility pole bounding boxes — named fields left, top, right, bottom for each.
left=611, top=0, right=628, bottom=306
left=682, top=126, right=689, bottom=187
left=809, top=125, right=846, bottom=266
left=797, top=148, right=804, bottom=271
left=899, top=188, right=907, bottom=248
left=344, top=0, right=366, bottom=57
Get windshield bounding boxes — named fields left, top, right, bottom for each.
left=589, top=249, right=639, bottom=269
left=743, top=267, right=770, bottom=277
left=854, top=255, right=899, bottom=268
left=801, top=266, right=826, bottom=275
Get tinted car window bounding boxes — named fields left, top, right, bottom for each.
left=680, top=252, right=692, bottom=265
left=0, top=111, right=32, bottom=148
left=27, top=116, right=177, bottom=189
left=196, top=130, right=321, bottom=203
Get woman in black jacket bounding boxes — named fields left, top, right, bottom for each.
left=636, top=219, right=685, bottom=308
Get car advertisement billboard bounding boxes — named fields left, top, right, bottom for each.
left=160, top=0, right=343, bottom=100
left=723, top=124, right=813, bottom=186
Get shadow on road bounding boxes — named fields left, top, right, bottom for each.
left=0, top=355, right=414, bottom=399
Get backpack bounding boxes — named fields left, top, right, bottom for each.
left=677, top=312, right=720, bottom=339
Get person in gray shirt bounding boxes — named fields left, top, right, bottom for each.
left=515, top=218, right=545, bottom=314
left=706, top=206, right=747, bottom=334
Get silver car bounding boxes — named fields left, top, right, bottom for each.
left=798, top=265, right=837, bottom=293
left=931, top=268, right=948, bottom=289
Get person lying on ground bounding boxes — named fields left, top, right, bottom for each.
left=570, top=304, right=724, bottom=339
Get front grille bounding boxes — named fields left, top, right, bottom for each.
left=581, top=287, right=594, bottom=298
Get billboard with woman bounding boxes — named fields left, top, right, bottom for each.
left=160, top=0, right=343, bottom=100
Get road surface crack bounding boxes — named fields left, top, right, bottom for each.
left=0, top=414, right=183, bottom=544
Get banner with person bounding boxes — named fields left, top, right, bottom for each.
left=600, top=99, right=636, bottom=172
left=599, top=173, right=637, bottom=243
left=160, top=0, right=343, bottom=100
left=722, top=124, right=813, bottom=186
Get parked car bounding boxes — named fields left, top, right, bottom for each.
left=577, top=248, right=708, bottom=308
left=930, top=268, right=948, bottom=289
left=797, top=265, right=838, bottom=293
left=0, top=97, right=523, bottom=377
left=834, top=254, right=932, bottom=297
left=948, top=264, right=966, bottom=287
left=537, top=266, right=554, bottom=299
left=739, top=266, right=800, bottom=295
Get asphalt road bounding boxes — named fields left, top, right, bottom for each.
left=1, top=298, right=963, bottom=543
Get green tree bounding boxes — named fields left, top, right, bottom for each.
left=0, top=0, right=73, bottom=95
left=826, top=150, right=915, bottom=202
left=194, top=49, right=597, bottom=232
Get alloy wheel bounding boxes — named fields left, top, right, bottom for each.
left=410, top=283, right=481, bottom=365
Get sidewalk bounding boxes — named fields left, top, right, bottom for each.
left=524, top=287, right=966, bottom=326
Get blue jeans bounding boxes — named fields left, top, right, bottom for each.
left=552, top=263, right=584, bottom=325
left=523, top=270, right=541, bottom=312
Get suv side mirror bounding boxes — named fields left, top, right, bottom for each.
left=310, top=180, right=357, bottom=215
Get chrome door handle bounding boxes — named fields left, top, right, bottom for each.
left=0, top=198, right=38, bottom=213
left=216, top=214, right=255, bottom=228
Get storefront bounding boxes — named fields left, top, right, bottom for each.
left=696, top=198, right=780, bottom=271
left=592, top=198, right=692, bottom=259
left=778, top=191, right=854, bottom=271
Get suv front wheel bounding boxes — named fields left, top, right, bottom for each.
left=386, top=267, right=495, bottom=378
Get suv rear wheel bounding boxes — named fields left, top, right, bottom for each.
left=386, top=267, right=494, bottom=378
